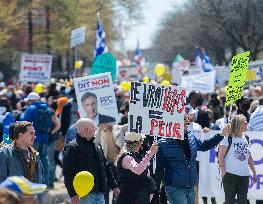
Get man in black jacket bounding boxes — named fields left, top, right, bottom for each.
left=63, top=118, right=120, bottom=204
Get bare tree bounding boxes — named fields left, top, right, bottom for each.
left=150, top=0, right=263, bottom=66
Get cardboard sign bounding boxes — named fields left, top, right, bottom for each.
left=91, top=52, right=116, bottom=81
left=129, top=82, right=186, bottom=139
left=248, top=59, right=263, bottom=81
left=225, top=51, right=250, bottom=106
left=74, top=72, right=118, bottom=126
left=214, top=66, right=230, bottom=87
left=181, top=71, right=216, bottom=94
left=19, top=54, right=52, bottom=83
left=70, top=26, right=86, bottom=48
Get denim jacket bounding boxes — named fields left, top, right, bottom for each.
left=0, top=144, right=44, bottom=184
left=155, top=132, right=223, bottom=189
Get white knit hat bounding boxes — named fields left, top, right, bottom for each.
left=125, top=132, right=146, bottom=142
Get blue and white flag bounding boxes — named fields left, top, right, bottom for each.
left=195, top=48, right=204, bottom=72
left=202, top=50, right=214, bottom=72
left=94, top=14, right=108, bottom=59
left=133, top=39, right=142, bottom=72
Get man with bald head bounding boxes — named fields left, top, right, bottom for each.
left=63, top=118, right=119, bottom=204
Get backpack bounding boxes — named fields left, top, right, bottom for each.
left=223, top=135, right=250, bottom=158
left=37, top=108, right=53, bottom=133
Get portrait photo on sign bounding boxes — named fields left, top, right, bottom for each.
left=74, top=72, right=118, bottom=127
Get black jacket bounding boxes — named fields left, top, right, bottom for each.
left=63, top=134, right=118, bottom=197
left=60, top=102, right=72, bottom=135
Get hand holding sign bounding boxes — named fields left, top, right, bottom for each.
left=150, top=142, right=159, bottom=154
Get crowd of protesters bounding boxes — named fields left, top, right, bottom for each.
left=0, top=78, right=262, bottom=204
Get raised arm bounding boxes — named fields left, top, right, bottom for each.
left=122, top=144, right=157, bottom=175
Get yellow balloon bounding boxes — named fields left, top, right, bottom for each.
left=35, top=83, right=44, bottom=94
left=160, top=80, right=171, bottom=86
left=73, top=171, right=94, bottom=198
left=120, top=81, right=131, bottom=91
left=143, top=76, right=150, bottom=83
left=154, top=63, right=165, bottom=77
left=75, top=60, right=83, bottom=69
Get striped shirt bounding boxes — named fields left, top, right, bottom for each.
left=248, top=106, right=263, bottom=131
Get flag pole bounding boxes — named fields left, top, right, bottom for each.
left=153, top=135, right=157, bottom=174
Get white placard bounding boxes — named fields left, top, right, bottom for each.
left=19, top=54, right=52, bottom=83
left=214, top=66, right=230, bottom=87
left=181, top=71, right=216, bottom=94
left=129, top=82, right=186, bottom=139
left=248, top=59, right=263, bottom=81
left=199, top=130, right=263, bottom=199
left=74, top=72, right=118, bottom=126
left=70, top=26, right=86, bottom=48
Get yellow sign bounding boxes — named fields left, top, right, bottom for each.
left=225, top=51, right=250, bottom=106
left=246, top=69, right=257, bottom=81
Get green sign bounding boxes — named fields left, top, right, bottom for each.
left=225, top=51, right=250, bottom=106
left=91, top=52, right=116, bottom=81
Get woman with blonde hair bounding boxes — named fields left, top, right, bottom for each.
left=116, top=132, right=158, bottom=204
left=218, top=114, right=257, bottom=204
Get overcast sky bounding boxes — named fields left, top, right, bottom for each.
left=124, top=0, right=187, bottom=50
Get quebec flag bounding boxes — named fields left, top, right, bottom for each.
left=94, top=14, right=108, bottom=58
left=202, top=50, right=214, bottom=72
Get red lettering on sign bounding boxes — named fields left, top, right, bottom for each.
left=150, top=119, right=158, bottom=135
left=158, top=121, right=165, bottom=136
left=173, top=123, right=181, bottom=139
left=23, top=66, right=42, bottom=71
left=91, top=78, right=110, bottom=86
left=149, top=119, right=181, bottom=138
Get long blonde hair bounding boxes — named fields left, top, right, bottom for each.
left=230, top=114, right=246, bottom=136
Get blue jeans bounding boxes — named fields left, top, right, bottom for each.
left=47, top=141, right=56, bottom=187
left=80, top=192, right=105, bottom=204
left=34, top=142, right=49, bottom=185
left=165, top=186, right=195, bottom=204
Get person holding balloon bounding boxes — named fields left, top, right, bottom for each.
left=116, top=132, right=158, bottom=204
left=63, top=118, right=120, bottom=204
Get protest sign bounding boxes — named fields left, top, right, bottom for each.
left=247, top=59, right=263, bottom=81
left=74, top=72, right=118, bottom=126
left=171, top=63, right=183, bottom=85
left=214, top=66, right=230, bottom=87
left=70, top=26, right=86, bottom=48
left=91, top=52, right=116, bottom=81
left=129, top=82, right=186, bottom=139
left=181, top=71, right=216, bottom=94
left=19, top=54, right=52, bottom=83
left=225, top=51, right=250, bottom=106
left=199, top=130, right=263, bottom=199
